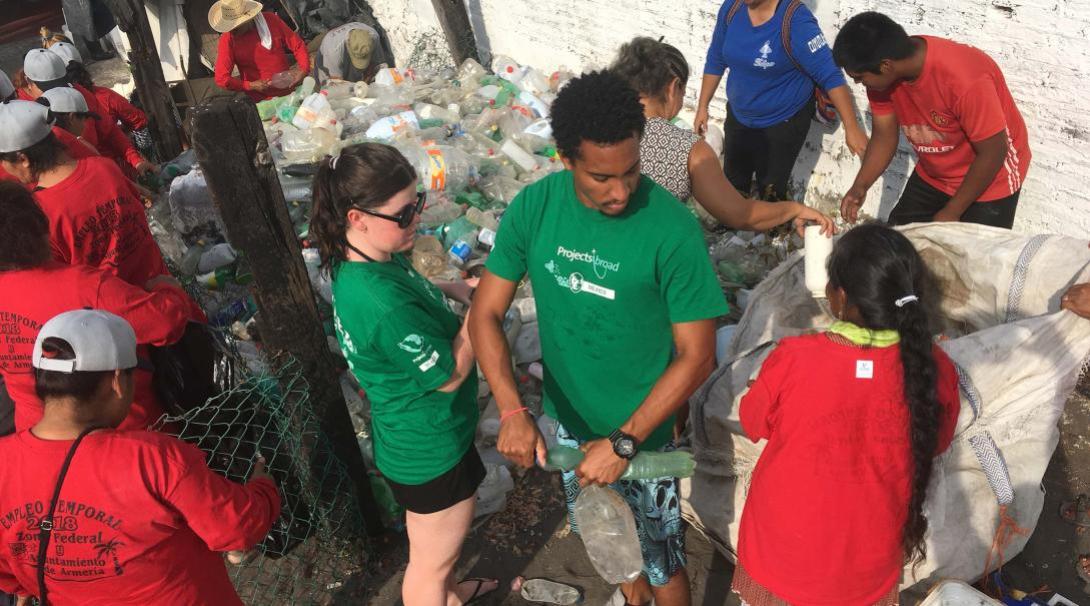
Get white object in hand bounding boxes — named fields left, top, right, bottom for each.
left=804, top=224, right=834, bottom=298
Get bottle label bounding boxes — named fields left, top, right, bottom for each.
left=426, top=148, right=447, bottom=191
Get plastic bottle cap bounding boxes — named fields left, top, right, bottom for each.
left=506, top=66, right=514, bottom=73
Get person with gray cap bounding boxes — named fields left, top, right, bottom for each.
left=23, top=48, right=154, bottom=177
left=40, top=86, right=97, bottom=142
left=0, top=310, right=280, bottom=606
left=0, top=181, right=192, bottom=432
left=313, top=22, right=387, bottom=85
left=0, top=100, right=194, bottom=306
left=0, top=70, right=15, bottom=103
left=46, top=41, right=150, bottom=143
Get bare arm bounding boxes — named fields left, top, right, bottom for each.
left=841, top=112, right=900, bottom=222
left=689, top=141, right=835, bottom=235
left=693, top=73, right=725, bottom=136
left=575, top=320, right=717, bottom=486
left=932, top=131, right=1008, bottom=222
left=435, top=316, right=476, bottom=393
left=467, top=271, right=546, bottom=467
left=826, top=84, right=869, bottom=157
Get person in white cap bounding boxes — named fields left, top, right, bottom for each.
left=0, top=100, right=97, bottom=186
left=211, top=0, right=310, bottom=101
left=0, top=309, right=280, bottom=606
left=313, top=22, right=387, bottom=85
left=0, top=70, right=14, bottom=103
left=0, top=100, right=197, bottom=311
left=0, top=181, right=193, bottom=431
left=41, top=86, right=96, bottom=140
left=46, top=40, right=150, bottom=142
left=22, top=48, right=154, bottom=177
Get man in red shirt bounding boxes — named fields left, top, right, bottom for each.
left=833, top=12, right=1031, bottom=229
left=22, top=48, right=155, bottom=178
left=0, top=309, right=280, bottom=605
left=211, top=0, right=310, bottom=101
left=0, top=181, right=192, bottom=431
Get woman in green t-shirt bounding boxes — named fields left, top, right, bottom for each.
left=310, top=143, right=496, bottom=605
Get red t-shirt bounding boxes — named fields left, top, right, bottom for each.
left=34, top=157, right=169, bottom=287
left=70, top=84, right=144, bottom=172
left=0, top=428, right=280, bottom=604
left=868, top=36, right=1030, bottom=202
left=0, top=263, right=191, bottom=431
left=738, top=334, right=961, bottom=605
left=215, top=13, right=310, bottom=101
left=92, top=86, right=148, bottom=132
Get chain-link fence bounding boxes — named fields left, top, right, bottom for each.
left=152, top=356, right=367, bottom=605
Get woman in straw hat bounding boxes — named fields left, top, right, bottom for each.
left=211, top=0, right=310, bottom=101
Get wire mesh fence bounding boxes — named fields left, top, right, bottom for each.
left=151, top=356, right=367, bottom=605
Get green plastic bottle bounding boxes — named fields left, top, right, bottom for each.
left=545, top=445, right=696, bottom=480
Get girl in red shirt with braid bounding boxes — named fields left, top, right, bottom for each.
left=733, top=224, right=961, bottom=606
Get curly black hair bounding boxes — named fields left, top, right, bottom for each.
left=550, top=70, right=646, bottom=161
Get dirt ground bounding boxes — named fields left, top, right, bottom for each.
left=360, top=385, right=1090, bottom=606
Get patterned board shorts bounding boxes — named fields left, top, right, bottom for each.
left=556, top=423, right=687, bottom=587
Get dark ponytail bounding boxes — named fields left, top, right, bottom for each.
left=610, top=36, right=690, bottom=102
left=65, top=61, right=95, bottom=90
left=827, top=224, right=942, bottom=566
left=309, top=143, right=416, bottom=273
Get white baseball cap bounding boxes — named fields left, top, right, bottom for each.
left=23, top=48, right=67, bottom=84
left=0, top=100, right=54, bottom=153
left=0, top=70, right=13, bottom=100
left=32, top=310, right=138, bottom=373
left=49, top=41, right=83, bottom=66
left=41, top=86, right=89, bottom=114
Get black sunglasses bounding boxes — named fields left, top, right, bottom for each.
left=356, top=191, right=427, bottom=229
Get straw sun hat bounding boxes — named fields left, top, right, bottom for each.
left=208, top=0, right=264, bottom=34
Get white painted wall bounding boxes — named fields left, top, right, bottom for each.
left=370, top=0, right=1090, bottom=237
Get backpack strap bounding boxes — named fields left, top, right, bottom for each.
left=780, top=0, right=806, bottom=74
left=724, top=0, right=745, bottom=32
left=36, top=426, right=100, bottom=606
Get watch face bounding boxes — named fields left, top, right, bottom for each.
left=615, top=438, right=636, bottom=458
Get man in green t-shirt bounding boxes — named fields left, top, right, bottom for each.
left=469, top=70, right=728, bottom=606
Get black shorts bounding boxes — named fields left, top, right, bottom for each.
left=386, top=446, right=486, bottom=515
left=722, top=96, right=815, bottom=201
left=888, top=171, right=1020, bottom=229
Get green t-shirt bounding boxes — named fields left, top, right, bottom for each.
left=486, top=171, right=728, bottom=450
left=331, top=253, right=478, bottom=485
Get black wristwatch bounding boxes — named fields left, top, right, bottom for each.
left=609, top=429, right=638, bottom=460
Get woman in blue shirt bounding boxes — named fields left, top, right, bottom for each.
left=694, top=0, right=868, bottom=202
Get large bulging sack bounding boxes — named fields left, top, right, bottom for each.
left=682, top=223, right=1090, bottom=588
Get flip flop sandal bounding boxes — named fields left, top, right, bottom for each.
left=1059, top=494, right=1090, bottom=527
left=459, top=577, right=499, bottom=605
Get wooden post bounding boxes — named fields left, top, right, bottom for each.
left=430, top=0, right=481, bottom=66
left=190, top=95, right=383, bottom=539
left=102, top=0, right=184, bottom=161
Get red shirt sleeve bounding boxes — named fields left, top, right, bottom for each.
left=268, top=13, right=310, bottom=72
left=933, top=346, right=962, bottom=455
left=162, top=442, right=282, bottom=552
left=214, top=33, right=250, bottom=92
left=53, top=127, right=99, bottom=159
left=91, top=270, right=190, bottom=346
left=739, top=343, right=791, bottom=443
left=866, top=86, right=895, bottom=116
left=954, top=77, right=1008, bottom=143
left=97, top=86, right=148, bottom=131
left=79, top=85, right=144, bottom=170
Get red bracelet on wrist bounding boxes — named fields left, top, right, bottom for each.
left=499, top=407, right=529, bottom=423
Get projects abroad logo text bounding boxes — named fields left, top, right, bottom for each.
left=556, top=245, right=620, bottom=280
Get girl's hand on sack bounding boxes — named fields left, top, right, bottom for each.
left=575, top=439, right=629, bottom=487
left=792, top=204, right=837, bottom=237
left=1062, top=283, right=1090, bottom=320
left=497, top=411, right=546, bottom=469
left=693, top=106, right=710, bottom=138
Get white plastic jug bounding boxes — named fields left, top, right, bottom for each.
left=492, top=55, right=524, bottom=84
left=804, top=225, right=833, bottom=298
left=364, top=111, right=420, bottom=141
left=501, top=139, right=537, bottom=174
left=292, top=92, right=332, bottom=130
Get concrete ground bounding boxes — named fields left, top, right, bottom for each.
left=359, top=387, right=1090, bottom=606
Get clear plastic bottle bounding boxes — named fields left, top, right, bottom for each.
left=270, top=70, right=295, bottom=89
left=397, top=143, right=479, bottom=194
left=365, top=111, right=420, bottom=140
left=197, top=243, right=238, bottom=273
left=465, top=207, right=499, bottom=231
left=491, top=55, right=524, bottom=84
left=573, top=485, right=643, bottom=584
left=292, top=91, right=332, bottom=130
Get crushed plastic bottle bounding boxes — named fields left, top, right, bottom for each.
left=545, top=446, right=696, bottom=479
left=572, top=485, right=643, bottom=584
left=197, top=243, right=238, bottom=273
left=516, top=578, right=582, bottom=605
left=270, top=70, right=296, bottom=90
left=475, top=464, right=514, bottom=518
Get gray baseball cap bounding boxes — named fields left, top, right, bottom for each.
left=0, top=70, right=13, bottom=100
left=24, top=48, right=67, bottom=84
left=0, top=100, right=54, bottom=153
left=41, top=86, right=88, bottom=114
left=32, top=310, right=138, bottom=373
left=49, top=41, right=83, bottom=66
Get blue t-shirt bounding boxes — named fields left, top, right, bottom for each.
left=703, top=0, right=846, bottom=129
